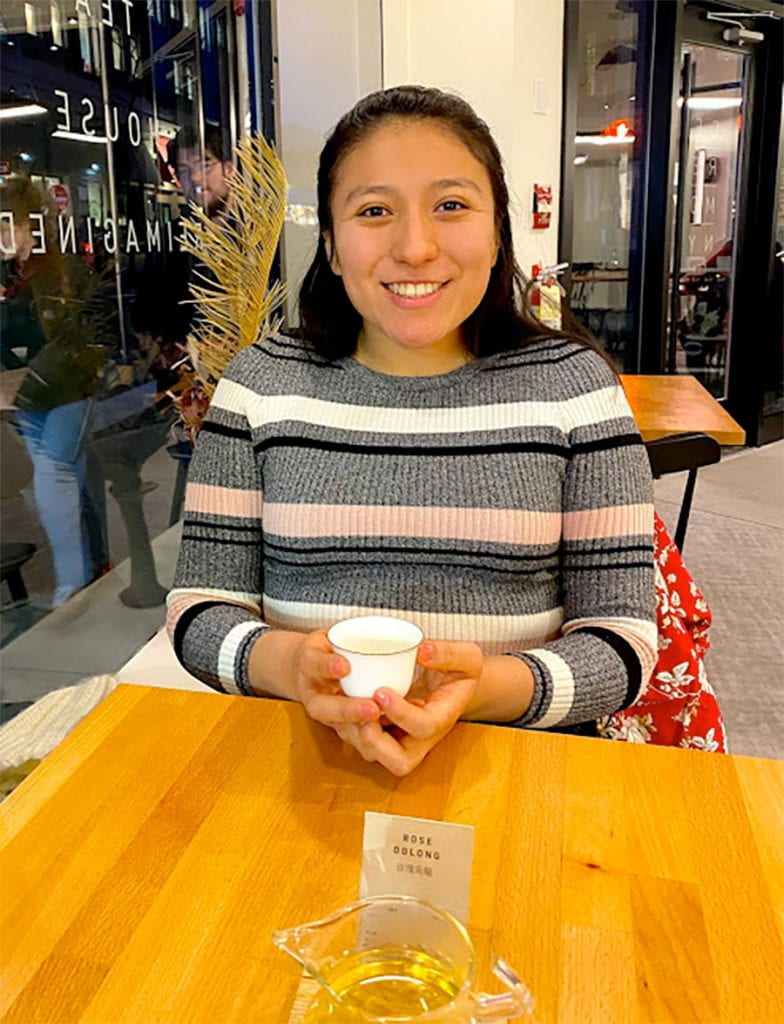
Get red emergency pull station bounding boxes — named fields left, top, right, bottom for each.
left=533, top=183, right=552, bottom=229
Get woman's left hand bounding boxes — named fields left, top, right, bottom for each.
left=331, top=640, right=483, bottom=776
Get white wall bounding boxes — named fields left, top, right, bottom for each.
left=382, top=0, right=564, bottom=276
left=274, top=0, right=383, bottom=321
left=273, top=0, right=565, bottom=317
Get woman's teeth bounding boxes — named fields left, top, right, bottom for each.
left=386, top=282, right=443, bottom=297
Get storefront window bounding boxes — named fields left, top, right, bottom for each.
left=565, top=0, right=649, bottom=367
left=666, top=45, right=746, bottom=397
left=0, top=0, right=252, bottom=716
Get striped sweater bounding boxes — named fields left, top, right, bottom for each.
left=167, top=333, right=657, bottom=728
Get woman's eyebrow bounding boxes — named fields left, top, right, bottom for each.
left=343, top=184, right=395, bottom=205
left=431, top=177, right=482, bottom=194
left=343, top=177, right=483, bottom=206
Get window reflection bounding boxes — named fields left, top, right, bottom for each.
left=668, top=46, right=746, bottom=399
left=569, top=0, right=642, bottom=365
left=0, top=0, right=247, bottom=711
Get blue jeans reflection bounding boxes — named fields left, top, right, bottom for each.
left=15, top=400, right=107, bottom=607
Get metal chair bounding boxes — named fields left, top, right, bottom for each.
left=167, top=440, right=193, bottom=526
left=0, top=542, right=37, bottom=607
left=645, top=432, right=721, bottom=550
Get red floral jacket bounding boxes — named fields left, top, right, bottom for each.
left=597, top=512, right=727, bottom=752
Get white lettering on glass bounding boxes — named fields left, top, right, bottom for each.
left=29, top=213, right=46, bottom=254
left=104, top=103, right=119, bottom=142
left=125, top=219, right=140, bottom=253
left=120, top=0, right=133, bottom=33
left=127, top=111, right=141, bottom=148
left=104, top=218, right=116, bottom=253
left=80, top=97, right=96, bottom=135
left=146, top=220, right=161, bottom=252
left=54, top=89, right=71, bottom=132
left=58, top=215, right=77, bottom=254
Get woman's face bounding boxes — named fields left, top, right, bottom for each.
left=327, top=119, right=498, bottom=362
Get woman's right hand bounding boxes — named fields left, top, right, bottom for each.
left=291, top=629, right=382, bottom=728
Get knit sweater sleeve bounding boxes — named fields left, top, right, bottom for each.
left=166, top=371, right=270, bottom=695
left=510, top=368, right=657, bottom=729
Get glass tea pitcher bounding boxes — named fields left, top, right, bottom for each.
left=273, top=894, right=534, bottom=1023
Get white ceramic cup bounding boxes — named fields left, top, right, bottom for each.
left=327, top=615, right=424, bottom=699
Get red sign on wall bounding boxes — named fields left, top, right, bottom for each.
left=533, top=183, right=552, bottom=229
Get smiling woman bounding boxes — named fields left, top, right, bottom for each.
left=325, top=123, right=498, bottom=376
left=167, top=85, right=657, bottom=777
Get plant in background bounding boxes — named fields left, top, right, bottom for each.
left=168, top=132, right=288, bottom=440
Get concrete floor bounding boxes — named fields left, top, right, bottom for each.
left=1, top=444, right=180, bottom=714
left=653, top=441, right=784, bottom=760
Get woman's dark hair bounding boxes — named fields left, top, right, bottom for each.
left=298, top=84, right=608, bottom=365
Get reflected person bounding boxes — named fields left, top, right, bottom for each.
left=92, top=126, right=234, bottom=607
left=1, top=178, right=109, bottom=606
left=131, top=124, right=234, bottom=360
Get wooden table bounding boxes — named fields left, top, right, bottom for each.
left=620, top=374, right=746, bottom=445
left=1, top=686, right=782, bottom=1023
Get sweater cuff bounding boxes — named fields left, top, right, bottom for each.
left=507, top=626, right=651, bottom=728
left=177, top=602, right=269, bottom=695
left=510, top=650, right=575, bottom=728
left=510, top=652, right=550, bottom=726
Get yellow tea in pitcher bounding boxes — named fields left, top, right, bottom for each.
left=303, top=943, right=463, bottom=1022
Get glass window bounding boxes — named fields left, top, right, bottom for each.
left=0, top=0, right=251, bottom=717
left=566, top=0, right=649, bottom=367
left=50, top=3, right=63, bottom=48
left=666, top=45, right=746, bottom=398
left=112, top=27, right=125, bottom=72
left=78, top=9, right=92, bottom=73
left=23, top=3, right=37, bottom=37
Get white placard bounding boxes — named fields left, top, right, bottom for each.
left=360, top=811, right=474, bottom=924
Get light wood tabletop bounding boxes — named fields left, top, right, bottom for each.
left=1, top=685, right=781, bottom=1024
left=620, top=374, right=746, bottom=446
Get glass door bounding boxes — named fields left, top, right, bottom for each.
left=667, top=37, right=749, bottom=398
left=562, top=0, right=781, bottom=437
left=560, top=0, right=655, bottom=372
left=759, top=113, right=784, bottom=443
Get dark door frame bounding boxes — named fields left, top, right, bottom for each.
left=716, top=3, right=783, bottom=443
left=560, top=0, right=782, bottom=443
left=245, top=0, right=282, bottom=293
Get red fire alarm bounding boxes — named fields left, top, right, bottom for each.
left=533, top=183, right=552, bottom=229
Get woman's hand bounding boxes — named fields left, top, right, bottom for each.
left=332, top=640, right=484, bottom=777
left=291, top=629, right=381, bottom=728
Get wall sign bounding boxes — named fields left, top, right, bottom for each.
left=533, top=183, right=552, bottom=229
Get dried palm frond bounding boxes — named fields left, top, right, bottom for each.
left=178, top=132, right=287, bottom=402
